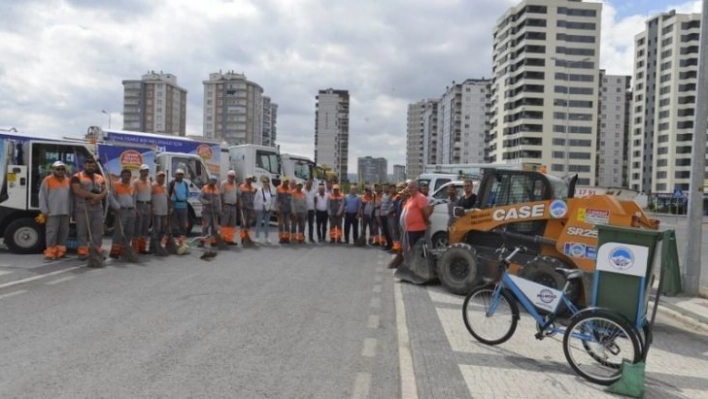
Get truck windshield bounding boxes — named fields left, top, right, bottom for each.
left=256, top=151, right=280, bottom=175
left=172, top=156, right=207, bottom=189
left=293, top=160, right=313, bottom=181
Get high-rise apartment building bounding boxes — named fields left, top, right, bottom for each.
left=261, top=96, right=278, bottom=147
left=489, top=0, right=602, bottom=185
left=630, top=10, right=708, bottom=194
left=315, top=89, right=350, bottom=180
left=122, top=71, right=187, bottom=135
left=393, top=164, right=406, bottom=183
left=438, top=79, right=491, bottom=164
left=407, top=99, right=438, bottom=178
left=357, top=156, right=388, bottom=183
left=597, top=70, right=631, bottom=187
left=203, top=71, right=263, bottom=145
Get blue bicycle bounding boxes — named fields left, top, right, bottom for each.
left=462, top=246, right=642, bottom=385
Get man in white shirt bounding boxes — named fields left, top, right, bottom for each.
left=304, top=179, right=318, bottom=243
left=314, top=183, right=329, bottom=243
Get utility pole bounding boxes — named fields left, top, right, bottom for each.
left=684, top=0, right=708, bottom=296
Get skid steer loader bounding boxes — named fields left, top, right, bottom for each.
left=396, top=168, right=659, bottom=305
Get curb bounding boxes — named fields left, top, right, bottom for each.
left=652, top=302, right=708, bottom=333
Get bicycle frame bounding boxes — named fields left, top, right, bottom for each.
left=488, top=269, right=581, bottom=335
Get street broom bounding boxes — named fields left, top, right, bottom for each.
left=239, top=208, right=256, bottom=248
left=186, top=237, right=218, bottom=262
left=212, top=211, right=229, bottom=250
left=354, top=217, right=367, bottom=247
left=387, top=229, right=406, bottom=269
left=83, top=206, right=105, bottom=268
left=116, top=213, right=140, bottom=263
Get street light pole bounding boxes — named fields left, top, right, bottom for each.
left=101, top=110, right=111, bottom=129
left=683, top=0, right=708, bottom=296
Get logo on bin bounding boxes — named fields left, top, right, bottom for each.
left=608, top=246, right=634, bottom=271
left=537, top=289, right=557, bottom=304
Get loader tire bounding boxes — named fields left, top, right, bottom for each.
left=437, top=243, right=480, bottom=296
left=517, top=256, right=566, bottom=289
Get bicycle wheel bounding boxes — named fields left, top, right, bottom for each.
left=563, top=309, right=641, bottom=385
left=462, top=286, right=519, bottom=345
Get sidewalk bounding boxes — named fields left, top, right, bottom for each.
left=654, top=293, right=708, bottom=333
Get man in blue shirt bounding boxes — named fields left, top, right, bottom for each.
left=343, top=186, right=362, bottom=244
left=168, top=169, right=190, bottom=246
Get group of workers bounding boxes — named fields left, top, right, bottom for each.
left=36, top=155, right=478, bottom=264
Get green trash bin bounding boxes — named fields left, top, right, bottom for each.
left=593, top=225, right=664, bottom=329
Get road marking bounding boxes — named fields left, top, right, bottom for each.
left=369, top=297, right=380, bottom=308
left=0, top=290, right=27, bottom=300
left=46, top=276, right=76, bottom=285
left=394, top=282, right=418, bottom=399
left=367, top=314, right=379, bottom=329
left=0, top=266, right=81, bottom=290
left=351, top=372, right=371, bottom=399
left=361, top=338, right=377, bottom=357
left=373, top=285, right=382, bottom=293
left=374, top=275, right=382, bottom=282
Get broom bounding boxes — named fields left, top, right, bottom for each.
left=116, top=211, right=140, bottom=263
left=388, top=229, right=406, bottom=269
left=354, top=216, right=367, bottom=247
left=239, top=208, right=256, bottom=248
left=186, top=237, right=218, bottom=261
left=83, top=206, right=105, bottom=268
left=153, top=216, right=169, bottom=257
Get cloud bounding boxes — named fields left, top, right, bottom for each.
left=0, top=0, right=701, bottom=173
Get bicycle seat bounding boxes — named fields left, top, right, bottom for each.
left=555, top=268, right=584, bottom=280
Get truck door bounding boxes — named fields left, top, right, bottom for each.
left=29, top=142, right=97, bottom=209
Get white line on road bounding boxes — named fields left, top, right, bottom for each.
left=373, top=285, right=382, bottom=293
left=394, top=282, right=418, bottom=399
left=0, top=270, right=12, bottom=277
left=351, top=372, right=371, bottom=399
left=367, top=314, right=379, bottom=329
left=361, top=338, right=377, bottom=357
left=369, top=297, right=381, bottom=309
left=0, top=267, right=81, bottom=290
left=45, top=276, right=76, bottom=285
left=0, top=290, right=27, bottom=300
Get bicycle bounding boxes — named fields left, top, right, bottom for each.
left=462, top=246, right=642, bottom=385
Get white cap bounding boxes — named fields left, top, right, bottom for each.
left=227, top=170, right=236, bottom=177
left=246, top=174, right=255, bottom=180
left=175, top=168, right=185, bottom=175
left=209, top=174, right=218, bottom=180
left=52, top=161, right=65, bottom=168
left=139, top=164, right=150, bottom=171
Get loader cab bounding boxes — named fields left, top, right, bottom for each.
left=476, top=169, right=567, bottom=209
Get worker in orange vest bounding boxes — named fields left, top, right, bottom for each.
left=108, top=169, right=137, bottom=259
left=199, top=175, right=221, bottom=246
left=38, top=161, right=72, bottom=261
left=133, top=164, right=152, bottom=254
left=291, top=182, right=307, bottom=243
left=220, top=170, right=239, bottom=245
left=239, top=174, right=258, bottom=243
left=328, top=184, right=345, bottom=243
left=276, top=177, right=293, bottom=244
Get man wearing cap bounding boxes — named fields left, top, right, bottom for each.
left=328, top=184, right=345, bottom=243
left=291, top=182, right=308, bottom=243
left=39, top=161, right=71, bottom=260
left=199, top=175, right=221, bottom=246
left=239, top=174, right=257, bottom=244
left=344, top=186, right=361, bottom=244
left=275, top=177, right=293, bottom=244
left=220, top=170, right=238, bottom=245
left=151, top=171, right=169, bottom=252
left=168, top=169, right=190, bottom=246
left=109, top=169, right=137, bottom=258
left=133, top=164, right=152, bottom=254
left=388, top=183, right=403, bottom=253
left=314, top=183, right=328, bottom=242
left=71, top=157, right=108, bottom=261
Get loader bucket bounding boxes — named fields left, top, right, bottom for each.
left=393, top=240, right=437, bottom=285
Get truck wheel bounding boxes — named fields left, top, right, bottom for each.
left=437, top=243, right=480, bottom=296
left=4, top=218, right=45, bottom=254
left=431, top=232, right=449, bottom=249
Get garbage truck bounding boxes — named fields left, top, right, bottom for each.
left=0, top=129, right=107, bottom=254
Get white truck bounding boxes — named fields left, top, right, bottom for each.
left=227, top=144, right=282, bottom=188
left=280, top=152, right=321, bottom=186
left=0, top=129, right=107, bottom=254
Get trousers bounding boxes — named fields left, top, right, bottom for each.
left=135, top=202, right=151, bottom=238
left=45, top=215, right=70, bottom=250
left=315, top=210, right=328, bottom=241
left=75, top=206, right=104, bottom=254
left=113, top=209, right=136, bottom=246
left=344, top=213, right=359, bottom=242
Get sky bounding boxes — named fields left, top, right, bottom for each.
left=0, top=0, right=703, bottom=174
